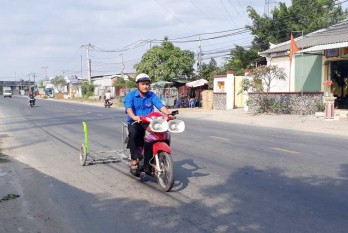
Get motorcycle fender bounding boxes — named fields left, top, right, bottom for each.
left=153, top=142, right=171, bottom=155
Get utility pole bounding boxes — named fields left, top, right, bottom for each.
left=265, top=0, right=280, bottom=17
left=81, top=55, right=83, bottom=80
left=81, top=43, right=94, bottom=83
left=33, top=73, right=36, bottom=92
left=120, top=52, right=125, bottom=79
left=28, top=74, right=30, bottom=93
left=28, top=73, right=36, bottom=92
left=197, top=35, right=203, bottom=78
left=264, top=0, right=270, bottom=17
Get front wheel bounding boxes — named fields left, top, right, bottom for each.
left=156, top=152, right=174, bottom=192
left=80, top=144, right=87, bottom=166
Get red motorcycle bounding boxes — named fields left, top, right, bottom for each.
left=130, top=110, right=185, bottom=192
left=79, top=110, right=184, bottom=192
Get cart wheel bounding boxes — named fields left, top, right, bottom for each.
left=80, top=144, right=87, bottom=166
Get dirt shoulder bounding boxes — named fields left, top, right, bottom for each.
left=0, top=130, right=40, bottom=232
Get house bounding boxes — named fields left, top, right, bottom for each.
left=260, top=19, right=348, bottom=103
left=90, top=73, right=133, bottom=98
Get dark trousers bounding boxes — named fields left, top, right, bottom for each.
left=127, top=123, right=152, bottom=164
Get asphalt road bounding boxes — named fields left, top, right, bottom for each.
left=0, top=96, right=347, bottom=233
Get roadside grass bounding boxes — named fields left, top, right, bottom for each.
left=0, top=138, right=19, bottom=204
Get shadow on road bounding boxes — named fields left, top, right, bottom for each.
left=2, top=156, right=348, bottom=233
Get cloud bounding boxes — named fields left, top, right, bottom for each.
left=0, top=0, right=324, bottom=79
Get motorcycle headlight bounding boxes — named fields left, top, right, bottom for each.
left=168, top=120, right=185, bottom=133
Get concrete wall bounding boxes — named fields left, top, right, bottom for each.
left=213, top=93, right=226, bottom=110
left=268, top=53, right=324, bottom=93
left=213, top=72, right=235, bottom=110
left=269, top=56, right=291, bottom=92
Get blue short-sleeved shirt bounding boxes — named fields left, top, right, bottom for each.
left=124, top=89, right=164, bottom=124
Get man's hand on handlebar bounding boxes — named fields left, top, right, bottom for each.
left=132, top=116, right=141, bottom=122
left=167, top=110, right=178, bottom=119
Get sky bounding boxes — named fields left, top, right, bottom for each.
left=0, top=0, right=346, bottom=81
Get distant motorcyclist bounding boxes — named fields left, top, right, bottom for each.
left=104, top=90, right=113, bottom=107
left=104, top=90, right=111, bottom=103
left=28, top=91, right=36, bottom=105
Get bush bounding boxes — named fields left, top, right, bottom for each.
left=315, top=101, right=325, bottom=111
left=269, top=102, right=282, bottom=114
left=81, top=82, right=95, bottom=97
left=249, top=94, right=283, bottom=114
left=85, top=91, right=94, bottom=98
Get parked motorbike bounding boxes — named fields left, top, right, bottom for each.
left=130, top=110, right=185, bottom=192
left=104, top=99, right=113, bottom=108
left=29, top=97, right=35, bottom=107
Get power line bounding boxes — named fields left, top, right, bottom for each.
left=189, top=0, right=215, bottom=25
left=219, top=0, right=238, bottom=28
left=157, top=29, right=250, bottom=43
left=167, top=27, right=249, bottom=41
left=153, top=0, right=195, bottom=33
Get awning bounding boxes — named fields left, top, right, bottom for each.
left=185, top=79, right=208, bottom=88
left=150, top=81, right=173, bottom=88
left=301, top=41, right=348, bottom=52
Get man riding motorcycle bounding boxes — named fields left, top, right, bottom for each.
left=104, top=90, right=112, bottom=107
left=28, top=91, right=36, bottom=106
left=123, top=73, right=171, bottom=175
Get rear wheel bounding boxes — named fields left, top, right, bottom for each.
left=80, top=144, right=87, bottom=166
left=156, top=152, right=174, bottom=192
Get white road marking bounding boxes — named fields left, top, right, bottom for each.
left=270, top=147, right=300, bottom=154
left=209, top=136, right=230, bottom=141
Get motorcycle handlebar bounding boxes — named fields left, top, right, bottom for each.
left=170, top=110, right=179, bottom=116
left=132, top=110, right=179, bottom=124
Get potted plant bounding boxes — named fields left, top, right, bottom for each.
left=323, top=80, right=333, bottom=96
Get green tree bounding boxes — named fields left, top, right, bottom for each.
left=113, top=77, right=126, bottom=88
left=37, top=80, right=45, bottom=88
left=288, top=0, right=346, bottom=33
left=81, top=82, right=95, bottom=97
left=224, top=46, right=260, bottom=76
left=134, top=37, right=195, bottom=82
left=50, top=75, right=67, bottom=93
left=240, top=65, right=286, bottom=93
left=241, top=65, right=287, bottom=114
left=246, top=0, right=347, bottom=51
left=200, top=58, right=221, bottom=89
left=113, top=77, right=136, bottom=89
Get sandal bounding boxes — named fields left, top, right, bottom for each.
left=130, top=160, right=140, bottom=177
left=130, top=160, right=138, bottom=170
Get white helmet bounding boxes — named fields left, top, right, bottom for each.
left=135, top=73, right=151, bottom=83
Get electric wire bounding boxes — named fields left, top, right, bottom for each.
left=153, top=0, right=196, bottom=33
